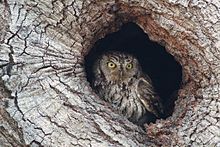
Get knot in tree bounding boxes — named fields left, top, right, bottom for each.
left=85, top=22, right=182, bottom=126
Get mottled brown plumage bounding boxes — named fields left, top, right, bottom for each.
left=92, top=51, right=163, bottom=124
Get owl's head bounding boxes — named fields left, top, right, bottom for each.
left=94, top=51, right=141, bottom=83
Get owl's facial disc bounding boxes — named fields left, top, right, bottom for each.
left=99, top=53, right=140, bottom=83
left=108, top=61, right=135, bottom=82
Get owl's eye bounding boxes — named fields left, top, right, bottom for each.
left=107, top=62, right=116, bottom=69
left=126, top=63, right=133, bottom=69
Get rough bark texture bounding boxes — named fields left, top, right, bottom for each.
left=0, top=0, right=219, bottom=146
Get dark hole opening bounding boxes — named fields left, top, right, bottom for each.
left=85, top=22, right=182, bottom=122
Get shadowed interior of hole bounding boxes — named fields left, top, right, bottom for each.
left=85, top=22, right=182, bottom=118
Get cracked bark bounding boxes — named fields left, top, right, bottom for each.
left=0, top=0, right=219, bottom=146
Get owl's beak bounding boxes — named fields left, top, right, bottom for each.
left=119, top=71, right=124, bottom=81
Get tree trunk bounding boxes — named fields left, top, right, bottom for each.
left=0, top=0, right=219, bottom=146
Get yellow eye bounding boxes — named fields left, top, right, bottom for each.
left=126, top=63, right=133, bottom=69
left=107, top=62, right=116, bottom=69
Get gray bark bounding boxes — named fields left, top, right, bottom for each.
left=0, top=0, right=219, bottom=146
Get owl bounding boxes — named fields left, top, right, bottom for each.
left=92, top=51, right=163, bottom=124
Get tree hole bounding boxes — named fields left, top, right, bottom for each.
left=85, top=22, right=182, bottom=124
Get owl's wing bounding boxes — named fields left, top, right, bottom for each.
left=137, top=76, right=163, bottom=118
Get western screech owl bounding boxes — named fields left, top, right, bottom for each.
left=92, top=51, right=163, bottom=124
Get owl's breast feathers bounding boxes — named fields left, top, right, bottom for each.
left=93, top=74, right=163, bottom=123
